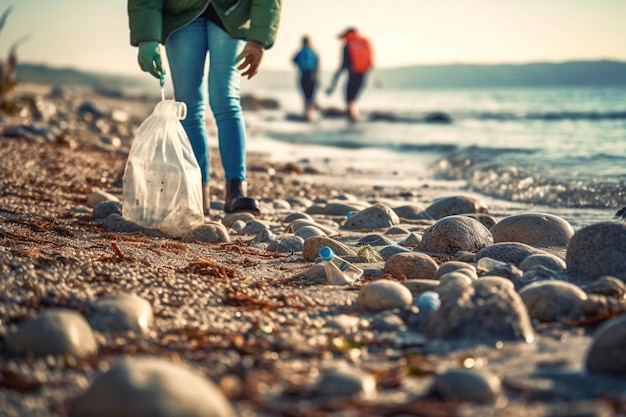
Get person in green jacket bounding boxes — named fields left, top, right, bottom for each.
left=128, top=0, right=282, bottom=216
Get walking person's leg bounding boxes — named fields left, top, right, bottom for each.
left=206, top=20, right=260, bottom=215
left=301, top=70, right=315, bottom=121
left=346, top=73, right=366, bottom=122
left=165, top=19, right=212, bottom=213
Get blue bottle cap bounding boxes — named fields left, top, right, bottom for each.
left=417, top=291, right=441, bottom=310
left=319, top=246, right=334, bottom=261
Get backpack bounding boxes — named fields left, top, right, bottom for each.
left=346, top=35, right=373, bottom=74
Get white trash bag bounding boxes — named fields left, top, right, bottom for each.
left=122, top=100, right=204, bottom=237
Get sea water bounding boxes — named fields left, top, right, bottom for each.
left=243, top=86, right=626, bottom=220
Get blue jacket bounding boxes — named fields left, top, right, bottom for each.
left=293, top=46, right=318, bottom=72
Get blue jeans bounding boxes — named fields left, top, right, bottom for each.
left=166, top=18, right=246, bottom=184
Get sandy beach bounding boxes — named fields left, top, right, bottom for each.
left=1, top=84, right=626, bottom=417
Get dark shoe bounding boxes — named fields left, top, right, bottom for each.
left=224, top=179, right=260, bottom=216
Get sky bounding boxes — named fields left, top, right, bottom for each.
left=0, top=0, right=625, bottom=77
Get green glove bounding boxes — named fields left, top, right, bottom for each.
left=138, top=41, right=165, bottom=81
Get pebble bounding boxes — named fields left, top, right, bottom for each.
left=401, top=232, right=422, bottom=246
left=7, top=309, right=97, bottom=358
left=86, top=294, right=153, bottom=334
left=439, top=271, right=474, bottom=286
left=68, top=357, right=235, bottom=417
left=286, top=219, right=339, bottom=237
left=419, top=215, right=494, bottom=255
left=383, top=252, right=439, bottom=280
left=267, top=236, right=304, bottom=253
left=475, top=242, right=550, bottom=265
left=566, top=221, right=626, bottom=282
left=392, top=204, right=432, bottom=220
left=314, top=364, right=377, bottom=400
left=357, top=279, right=413, bottom=311
left=92, top=201, right=122, bottom=219
left=425, top=195, right=489, bottom=220
left=240, top=219, right=271, bottom=234
left=293, top=225, right=327, bottom=239
left=585, top=314, right=626, bottom=375
left=428, top=368, right=502, bottom=403
left=465, top=213, right=497, bottom=229
left=424, top=276, right=534, bottom=342
left=378, top=244, right=412, bottom=260
left=252, top=228, right=275, bottom=244
left=323, top=200, right=369, bottom=216
left=221, top=212, right=256, bottom=228
left=581, top=275, right=626, bottom=298
left=357, top=233, right=395, bottom=247
left=519, top=254, right=567, bottom=272
left=282, top=212, right=313, bottom=223
left=518, top=281, right=588, bottom=322
left=490, top=212, right=574, bottom=247
left=181, top=222, right=230, bottom=243
left=302, top=236, right=358, bottom=261
left=342, top=203, right=400, bottom=230
left=437, top=261, right=478, bottom=279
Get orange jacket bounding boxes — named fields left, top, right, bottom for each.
left=342, top=31, right=373, bottom=74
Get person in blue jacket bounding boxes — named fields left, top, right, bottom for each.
left=292, top=35, right=319, bottom=121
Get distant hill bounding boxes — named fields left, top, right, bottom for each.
left=374, top=60, right=626, bottom=89
left=15, top=63, right=156, bottom=96
left=15, top=60, right=626, bottom=92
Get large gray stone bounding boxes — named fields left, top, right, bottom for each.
left=423, top=277, right=534, bottom=342
left=7, top=309, right=97, bottom=358
left=566, top=222, right=626, bottom=282
left=428, top=368, right=502, bottom=403
left=586, top=315, right=626, bottom=375
left=342, top=203, right=400, bottom=231
left=383, top=252, right=439, bottom=281
left=69, top=357, right=235, bottom=417
left=518, top=280, right=587, bottom=322
left=419, top=215, right=493, bottom=255
left=425, top=195, right=489, bottom=220
left=475, top=242, right=549, bottom=266
left=490, top=213, right=574, bottom=247
left=357, top=279, right=413, bottom=311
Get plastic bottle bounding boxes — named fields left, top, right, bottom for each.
left=319, top=246, right=363, bottom=286
left=416, top=291, right=441, bottom=319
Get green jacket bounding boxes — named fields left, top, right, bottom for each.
left=128, top=0, right=281, bottom=49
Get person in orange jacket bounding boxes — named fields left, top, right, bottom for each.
left=326, top=27, right=374, bottom=122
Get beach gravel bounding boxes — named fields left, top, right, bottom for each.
left=2, top=84, right=626, bottom=417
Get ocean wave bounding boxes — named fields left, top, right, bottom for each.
left=433, top=146, right=626, bottom=208
left=475, top=110, right=626, bottom=121
left=363, top=109, right=626, bottom=124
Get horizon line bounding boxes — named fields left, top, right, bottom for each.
left=16, top=57, right=626, bottom=78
